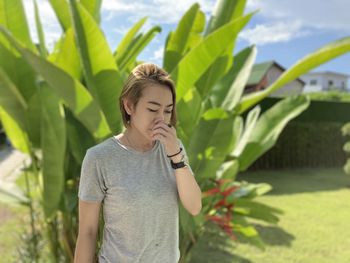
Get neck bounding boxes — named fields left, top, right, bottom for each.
left=124, top=128, right=155, bottom=152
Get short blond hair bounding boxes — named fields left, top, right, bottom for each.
left=119, top=63, right=177, bottom=128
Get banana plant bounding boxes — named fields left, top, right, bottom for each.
left=161, top=1, right=350, bottom=261
left=0, top=0, right=161, bottom=261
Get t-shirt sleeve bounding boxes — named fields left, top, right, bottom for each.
left=177, top=139, right=195, bottom=176
left=78, top=149, right=106, bottom=202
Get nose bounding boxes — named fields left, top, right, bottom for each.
left=156, top=116, right=165, bottom=123
left=154, top=112, right=166, bottom=124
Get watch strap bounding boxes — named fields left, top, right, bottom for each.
left=170, top=159, right=187, bottom=169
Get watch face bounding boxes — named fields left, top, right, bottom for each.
left=176, top=162, right=185, bottom=168
left=171, top=154, right=189, bottom=169
left=171, top=160, right=186, bottom=169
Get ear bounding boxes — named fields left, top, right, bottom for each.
left=123, top=98, right=134, bottom=115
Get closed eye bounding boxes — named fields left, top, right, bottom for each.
left=148, top=108, right=172, bottom=114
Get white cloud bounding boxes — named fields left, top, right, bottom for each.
left=112, top=26, right=130, bottom=35
left=102, top=0, right=215, bottom=24
left=239, top=21, right=310, bottom=46
left=152, top=46, right=164, bottom=61
left=246, top=0, right=350, bottom=33
left=103, top=1, right=138, bottom=12
left=23, top=0, right=62, bottom=51
left=20, top=0, right=350, bottom=51
left=242, top=0, right=350, bottom=45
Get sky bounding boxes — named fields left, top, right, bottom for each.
left=23, top=0, right=350, bottom=82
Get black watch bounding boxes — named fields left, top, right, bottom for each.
left=170, top=160, right=187, bottom=169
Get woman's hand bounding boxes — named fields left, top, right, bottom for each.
left=151, top=121, right=180, bottom=156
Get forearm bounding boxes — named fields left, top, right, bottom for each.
left=174, top=167, right=202, bottom=215
left=171, top=153, right=202, bottom=215
left=74, top=233, right=98, bottom=263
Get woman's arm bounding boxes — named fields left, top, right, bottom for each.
left=74, top=200, right=102, bottom=263
left=171, top=154, right=202, bottom=216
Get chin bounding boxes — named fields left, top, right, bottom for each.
left=145, top=130, right=154, bottom=141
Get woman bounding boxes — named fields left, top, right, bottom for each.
left=74, top=63, right=202, bottom=263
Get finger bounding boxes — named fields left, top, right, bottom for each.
left=152, top=132, right=166, bottom=140
left=153, top=126, right=176, bottom=138
left=153, top=123, right=172, bottom=132
left=152, top=128, right=167, bottom=137
left=153, top=127, right=169, bottom=134
left=153, top=128, right=174, bottom=140
left=156, top=122, right=175, bottom=131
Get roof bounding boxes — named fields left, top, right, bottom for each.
left=246, top=61, right=274, bottom=86
left=247, top=60, right=305, bottom=86
left=304, top=71, right=350, bottom=78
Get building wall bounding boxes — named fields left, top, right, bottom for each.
left=301, top=72, right=349, bottom=93
left=323, top=72, right=348, bottom=90
left=267, top=66, right=304, bottom=97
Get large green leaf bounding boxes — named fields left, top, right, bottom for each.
left=81, top=0, right=102, bottom=23
left=204, top=0, right=247, bottom=36
left=65, top=109, right=96, bottom=165
left=163, top=3, right=205, bottom=73
left=234, top=199, right=282, bottom=224
left=237, top=95, right=310, bottom=170
left=40, top=83, right=66, bottom=218
left=48, top=28, right=81, bottom=79
left=0, top=38, right=37, bottom=103
left=209, top=46, right=256, bottom=112
left=232, top=105, right=260, bottom=157
left=48, top=0, right=71, bottom=31
left=0, top=27, right=111, bottom=139
left=188, top=109, right=240, bottom=180
left=34, top=0, right=47, bottom=57
left=170, top=12, right=254, bottom=102
left=113, top=17, right=147, bottom=60
left=223, top=46, right=257, bottom=111
left=26, top=91, right=42, bottom=148
left=70, top=1, right=123, bottom=133
left=176, top=87, right=203, bottom=138
left=232, top=217, right=265, bottom=250
left=238, top=36, right=350, bottom=113
left=117, top=26, right=161, bottom=71
left=0, top=67, right=27, bottom=127
left=216, top=160, right=240, bottom=183
left=196, top=0, right=249, bottom=99
left=0, top=106, right=30, bottom=153
left=0, top=41, right=42, bottom=148
left=0, top=0, right=34, bottom=49
left=0, top=65, right=37, bottom=149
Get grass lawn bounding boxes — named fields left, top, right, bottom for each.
left=191, top=168, right=350, bottom=263
left=1, top=168, right=350, bottom=262
left=0, top=204, right=26, bottom=262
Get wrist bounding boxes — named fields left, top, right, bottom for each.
left=166, top=146, right=182, bottom=158
left=170, top=156, right=187, bottom=170
left=170, top=154, right=183, bottom=163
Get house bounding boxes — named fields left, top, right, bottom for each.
left=245, top=61, right=305, bottom=97
left=300, top=71, right=349, bottom=93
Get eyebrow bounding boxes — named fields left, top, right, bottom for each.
left=147, top=101, right=173, bottom=107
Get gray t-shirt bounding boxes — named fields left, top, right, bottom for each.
left=78, top=136, right=194, bottom=263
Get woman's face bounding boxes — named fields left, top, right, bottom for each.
left=126, top=84, right=174, bottom=141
